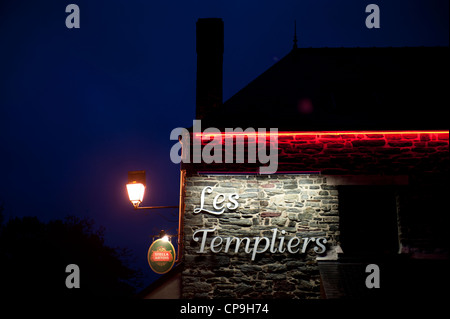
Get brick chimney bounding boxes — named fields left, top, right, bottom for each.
left=196, top=18, right=224, bottom=120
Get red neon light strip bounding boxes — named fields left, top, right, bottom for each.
left=194, top=130, right=449, bottom=138
left=198, top=171, right=321, bottom=175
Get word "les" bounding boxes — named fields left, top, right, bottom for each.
left=194, top=186, right=239, bottom=215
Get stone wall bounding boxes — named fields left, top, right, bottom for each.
left=180, top=131, right=449, bottom=298
left=182, top=174, right=339, bottom=299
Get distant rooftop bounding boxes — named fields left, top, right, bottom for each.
left=202, top=46, right=449, bottom=131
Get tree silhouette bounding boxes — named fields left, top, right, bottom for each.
left=0, top=208, right=143, bottom=299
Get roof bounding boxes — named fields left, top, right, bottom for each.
left=135, top=263, right=183, bottom=299
left=201, top=47, right=449, bottom=131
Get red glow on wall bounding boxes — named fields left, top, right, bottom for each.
left=194, top=130, right=449, bottom=139
left=185, top=130, right=449, bottom=175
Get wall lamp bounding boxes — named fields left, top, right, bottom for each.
left=151, top=230, right=177, bottom=243
left=126, top=170, right=179, bottom=210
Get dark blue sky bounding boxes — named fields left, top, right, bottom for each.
left=1, top=0, right=448, bottom=289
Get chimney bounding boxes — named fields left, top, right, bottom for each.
left=196, top=18, right=224, bottom=120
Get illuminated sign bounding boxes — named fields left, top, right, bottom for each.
left=191, top=186, right=328, bottom=260
left=147, top=239, right=176, bottom=274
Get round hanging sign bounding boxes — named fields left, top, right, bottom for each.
left=147, top=239, right=176, bottom=274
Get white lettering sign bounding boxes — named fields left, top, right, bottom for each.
left=191, top=186, right=328, bottom=260
left=193, top=227, right=327, bottom=261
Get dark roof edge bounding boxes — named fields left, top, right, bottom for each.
left=134, top=262, right=184, bottom=299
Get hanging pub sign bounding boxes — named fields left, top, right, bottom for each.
left=147, top=239, right=176, bottom=274
left=192, top=186, right=329, bottom=260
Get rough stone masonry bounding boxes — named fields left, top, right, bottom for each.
left=182, top=174, right=339, bottom=299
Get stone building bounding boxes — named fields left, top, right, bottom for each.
left=174, top=19, right=449, bottom=299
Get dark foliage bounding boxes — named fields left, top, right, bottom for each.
left=0, top=208, right=143, bottom=299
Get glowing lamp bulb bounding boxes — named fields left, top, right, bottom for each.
left=127, top=170, right=146, bottom=208
left=126, top=183, right=145, bottom=208
left=161, top=235, right=169, bottom=242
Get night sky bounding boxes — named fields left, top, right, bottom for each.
left=1, top=0, right=448, bottom=290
